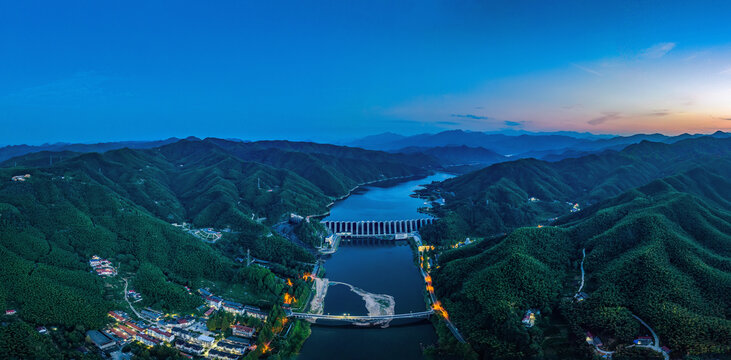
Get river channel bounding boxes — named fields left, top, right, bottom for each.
left=297, top=172, right=453, bottom=360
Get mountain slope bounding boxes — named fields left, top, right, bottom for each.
left=422, top=137, right=731, bottom=235
left=433, top=167, right=731, bottom=358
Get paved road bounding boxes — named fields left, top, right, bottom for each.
left=414, top=233, right=467, bottom=343
left=575, top=248, right=586, bottom=297
left=630, top=314, right=669, bottom=360
left=122, top=278, right=153, bottom=325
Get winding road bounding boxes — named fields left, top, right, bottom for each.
left=573, top=249, right=668, bottom=360
left=575, top=248, right=586, bottom=298
left=630, top=314, right=669, bottom=360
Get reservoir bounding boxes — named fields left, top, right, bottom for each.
left=298, top=172, right=453, bottom=360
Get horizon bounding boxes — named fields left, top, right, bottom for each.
left=2, top=1, right=731, bottom=144
left=1, top=128, right=729, bottom=148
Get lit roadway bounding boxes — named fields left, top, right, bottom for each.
left=414, top=233, right=467, bottom=343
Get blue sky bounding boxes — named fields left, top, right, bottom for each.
left=1, top=1, right=730, bottom=144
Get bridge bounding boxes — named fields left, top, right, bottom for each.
left=321, top=218, right=434, bottom=237
left=288, top=309, right=434, bottom=324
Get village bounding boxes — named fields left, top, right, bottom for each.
left=84, top=287, right=271, bottom=359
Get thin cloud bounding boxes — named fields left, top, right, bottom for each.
left=571, top=63, right=602, bottom=76
left=451, top=113, right=490, bottom=120
left=588, top=112, right=622, bottom=126
left=720, top=67, right=731, bottom=75
left=645, top=110, right=670, bottom=117
left=504, top=120, right=522, bottom=127
left=641, top=42, right=676, bottom=59
left=436, top=121, right=460, bottom=125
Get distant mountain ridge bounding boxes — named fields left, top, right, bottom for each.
left=395, top=145, right=507, bottom=169
left=0, top=138, right=183, bottom=163
left=348, top=129, right=731, bottom=159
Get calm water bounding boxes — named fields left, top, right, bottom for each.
left=323, top=172, right=454, bottom=221
left=298, top=173, right=453, bottom=360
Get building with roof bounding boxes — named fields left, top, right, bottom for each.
left=135, top=333, right=160, bottom=347
left=216, top=340, right=248, bottom=355
left=175, top=340, right=204, bottom=355
left=171, top=327, right=195, bottom=341
left=108, top=311, right=126, bottom=322
left=633, top=336, right=653, bottom=345
left=224, top=336, right=252, bottom=348
left=147, top=327, right=174, bottom=342
left=87, top=330, right=116, bottom=351
left=232, top=324, right=255, bottom=338
left=124, top=321, right=145, bottom=333
left=5, top=309, right=16, bottom=315
left=244, top=305, right=268, bottom=320
left=110, top=328, right=129, bottom=340
left=206, top=295, right=224, bottom=309
left=141, top=309, right=162, bottom=321
left=196, top=334, right=215, bottom=347
left=208, top=349, right=240, bottom=360
left=222, top=300, right=245, bottom=315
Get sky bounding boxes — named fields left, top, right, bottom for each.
left=1, top=0, right=731, bottom=145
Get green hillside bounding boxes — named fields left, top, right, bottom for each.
left=0, top=138, right=435, bottom=358
left=422, top=137, right=731, bottom=236
left=431, top=167, right=731, bottom=359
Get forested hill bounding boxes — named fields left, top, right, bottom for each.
left=0, top=137, right=438, bottom=357
left=422, top=136, right=731, bottom=235
left=3, top=137, right=437, bottom=229
left=431, top=166, right=731, bottom=359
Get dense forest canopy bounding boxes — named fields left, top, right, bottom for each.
left=0, top=138, right=435, bottom=358
left=422, top=137, right=731, bottom=359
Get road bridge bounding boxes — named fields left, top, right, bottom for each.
left=321, top=218, right=434, bottom=237
left=288, top=310, right=434, bottom=324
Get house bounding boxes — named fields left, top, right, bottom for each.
left=124, top=321, right=145, bottom=333
left=593, top=336, right=603, bottom=347
left=118, top=325, right=137, bottom=336
left=204, top=307, right=216, bottom=317
left=141, top=309, right=162, bottom=321
left=208, top=349, right=240, bottom=360
left=289, top=213, right=304, bottom=224
left=176, top=317, right=194, bottom=328
left=175, top=340, right=204, bottom=355
left=232, top=324, right=255, bottom=338
left=108, top=311, right=126, bottom=322
left=206, top=295, right=224, bottom=309
left=147, top=327, right=175, bottom=342
left=198, top=288, right=212, bottom=297
left=585, top=331, right=594, bottom=344
left=135, top=333, right=160, bottom=347
left=196, top=334, right=215, bottom=347
left=633, top=336, right=653, bottom=345
left=521, top=309, right=539, bottom=327
left=110, top=328, right=129, bottom=340
left=87, top=330, right=116, bottom=351
left=244, top=305, right=268, bottom=320
left=216, top=340, right=248, bottom=355
left=171, top=327, right=195, bottom=341
left=661, top=346, right=671, bottom=354
left=36, top=326, right=48, bottom=334
left=224, top=336, right=253, bottom=348
left=11, top=174, right=31, bottom=182
left=5, top=309, right=17, bottom=316
left=222, top=300, right=245, bottom=315
left=575, top=292, right=589, bottom=302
